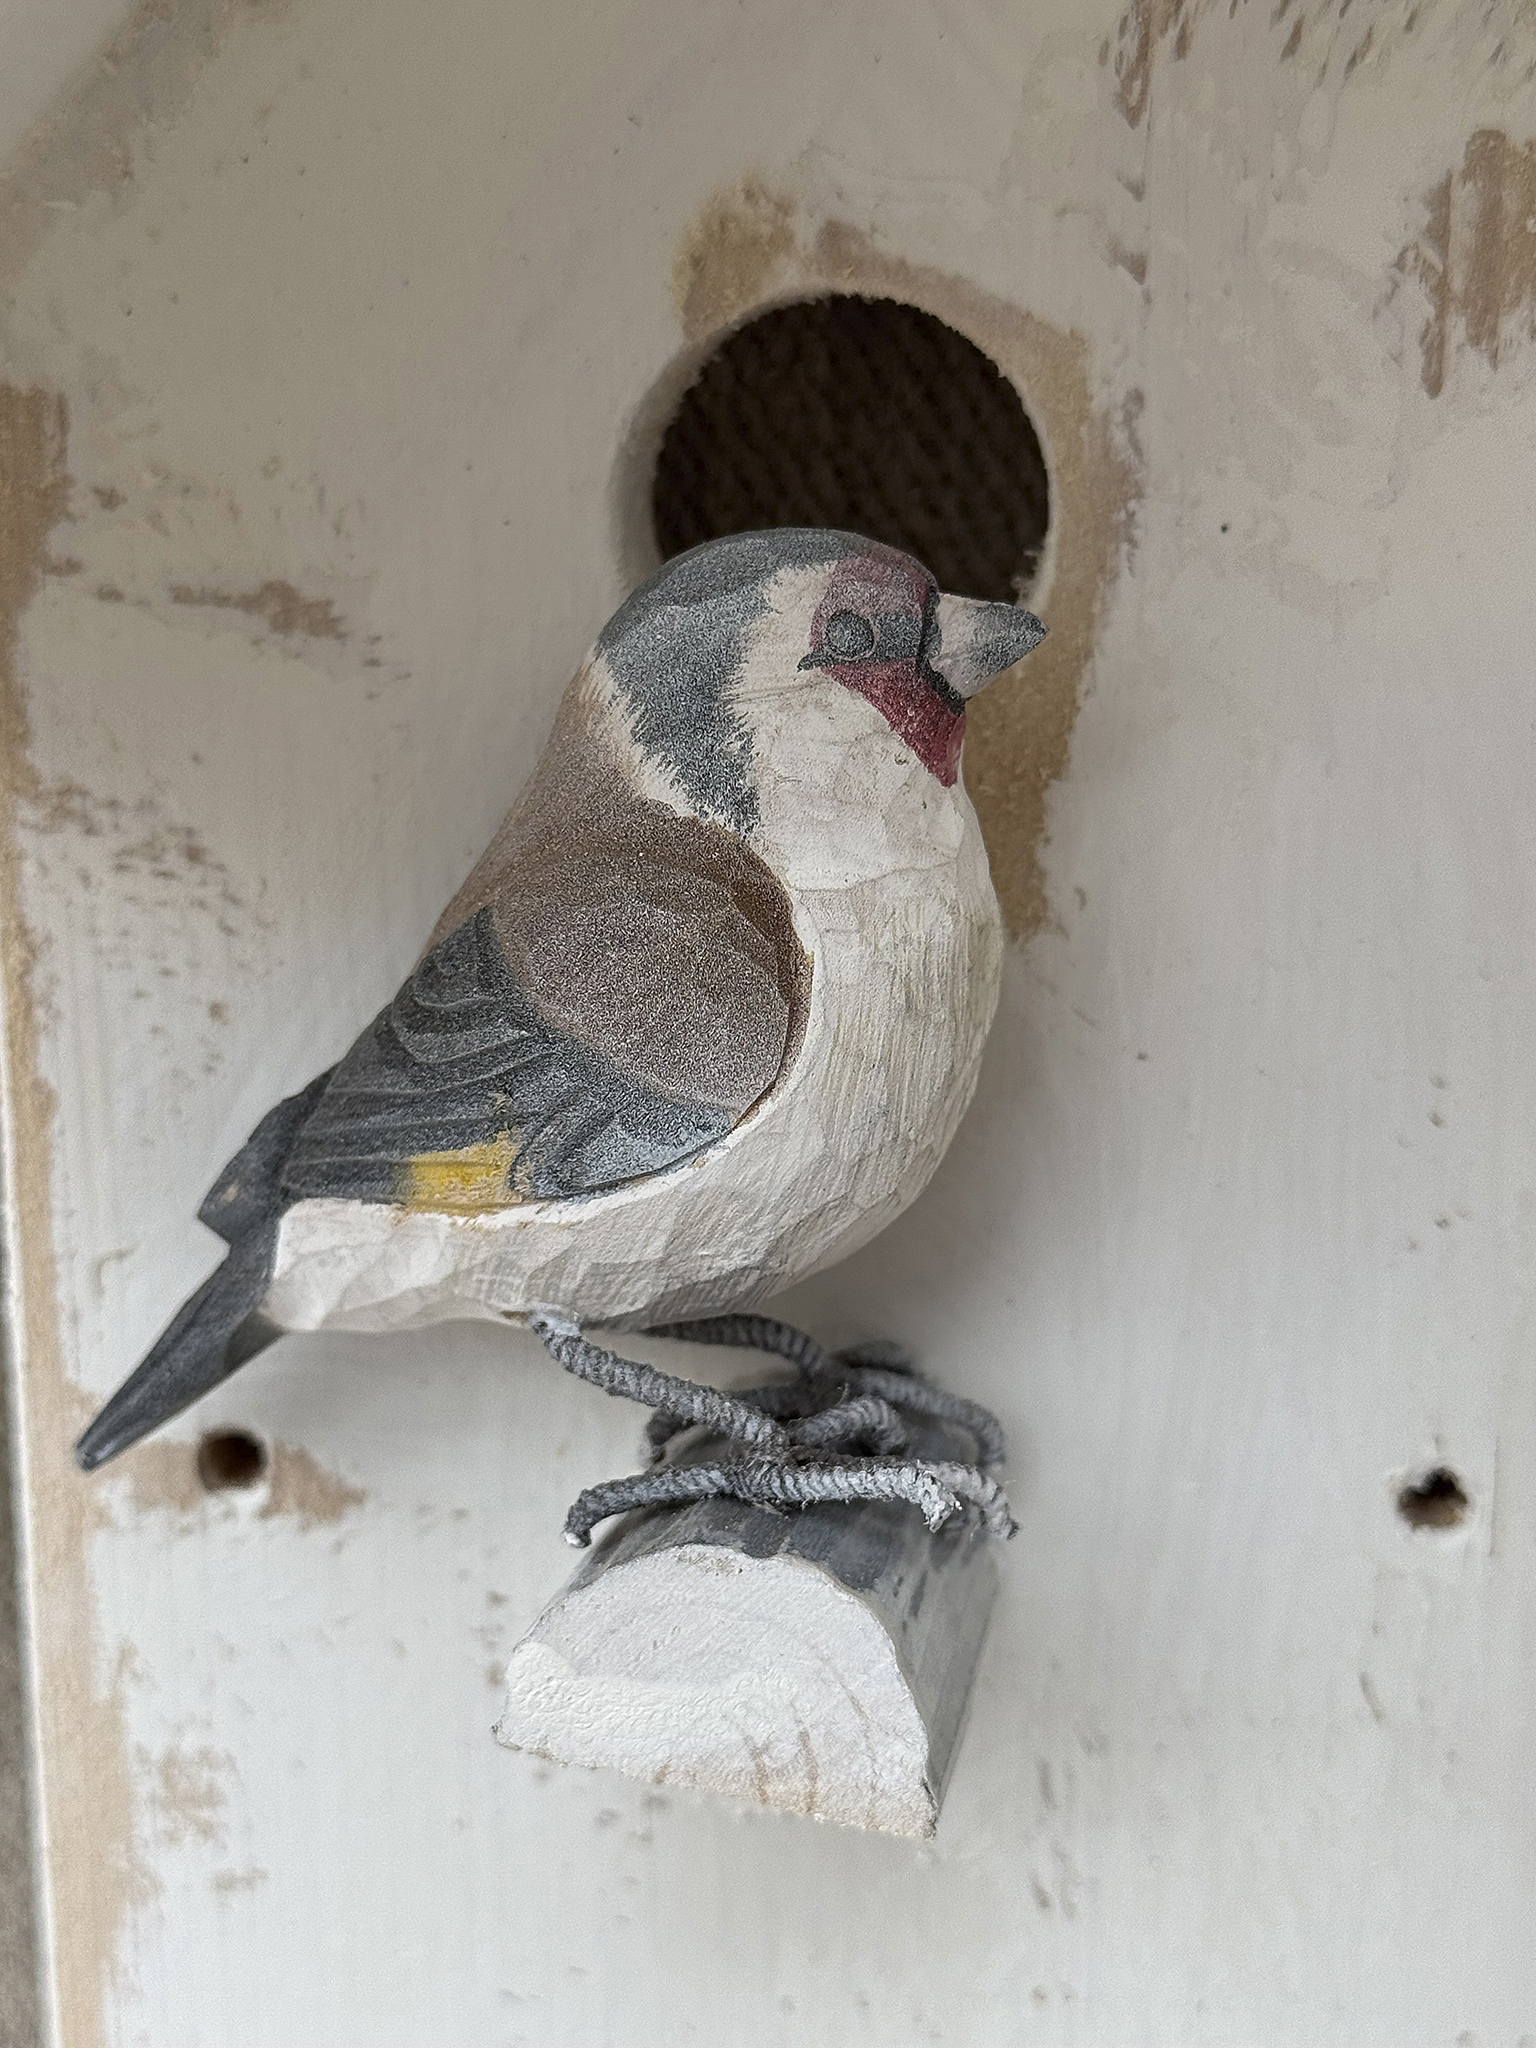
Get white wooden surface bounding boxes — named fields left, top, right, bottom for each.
left=0, top=0, right=132, bottom=172
left=3, top=2, right=1536, bottom=2044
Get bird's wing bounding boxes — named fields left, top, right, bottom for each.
left=279, top=832, right=809, bottom=1211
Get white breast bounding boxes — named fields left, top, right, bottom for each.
left=263, top=716, right=1002, bottom=1335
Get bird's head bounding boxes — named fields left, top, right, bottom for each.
left=593, top=529, right=1046, bottom=838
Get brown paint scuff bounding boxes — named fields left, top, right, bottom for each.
left=1111, top=0, right=1190, bottom=126
left=1105, top=0, right=1397, bottom=117
left=671, top=191, right=1140, bottom=941
left=260, top=1441, right=367, bottom=1529
left=23, top=775, right=223, bottom=874
left=0, top=385, right=147, bottom=2048
left=170, top=578, right=347, bottom=641
left=18, top=770, right=249, bottom=945
left=122, top=1435, right=367, bottom=1532
left=1395, top=130, right=1536, bottom=397
left=673, top=179, right=795, bottom=343
left=1343, top=22, right=1375, bottom=75
left=0, top=389, right=357, bottom=2048
left=119, top=1438, right=206, bottom=1521
left=149, top=1744, right=234, bottom=1849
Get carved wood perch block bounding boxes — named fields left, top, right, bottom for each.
left=496, top=1463, right=998, bottom=1837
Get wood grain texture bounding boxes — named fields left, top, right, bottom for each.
left=497, top=1470, right=997, bottom=1836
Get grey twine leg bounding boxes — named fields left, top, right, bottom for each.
left=533, top=1308, right=1016, bottom=1547
left=529, top=1310, right=790, bottom=1455
left=537, top=1315, right=904, bottom=1462
left=837, top=1338, right=917, bottom=1373
left=648, top=1315, right=833, bottom=1377
left=644, top=1375, right=804, bottom=1460
left=561, top=1454, right=1016, bottom=1548
left=837, top=1367, right=1007, bottom=1473
left=644, top=1317, right=1007, bottom=1473
left=642, top=1315, right=849, bottom=1460
left=789, top=1394, right=908, bottom=1456
left=643, top=1375, right=910, bottom=1461
left=563, top=1456, right=965, bottom=1548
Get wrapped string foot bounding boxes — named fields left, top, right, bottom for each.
left=501, top=1311, right=1012, bottom=1834
left=530, top=1308, right=1016, bottom=1545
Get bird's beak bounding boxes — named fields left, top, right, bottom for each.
left=929, top=594, right=1048, bottom=701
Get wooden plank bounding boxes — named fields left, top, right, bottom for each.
left=2, top=0, right=1536, bottom=2043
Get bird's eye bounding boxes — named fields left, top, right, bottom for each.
left=823, top=610, right=877, bottom=661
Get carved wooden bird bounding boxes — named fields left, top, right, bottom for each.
left=76, top=529, right=1046, bottom=1498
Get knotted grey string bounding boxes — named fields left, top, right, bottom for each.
left=641, top=1316, right=1005, bottom=1471
left=648, top=1315, right=833, bottom=1377
left=530, top=1311, right=790, bottom=1453
left=530, top=1308, right=1016, bottom=1547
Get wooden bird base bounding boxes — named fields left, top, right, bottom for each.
left=496, top=1450, right=998, bottom=1836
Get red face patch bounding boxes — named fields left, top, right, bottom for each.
left=802, top=547, right=963, bottom=786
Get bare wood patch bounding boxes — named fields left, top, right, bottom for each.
left=1394, top=130, right=1536, bottom=398
left=0, top=382, right=149, bottom=2048
left=118, top=1433, right=366, bottom=1532
left=169, top=578, right=348, bottom=642
left=499, top=1485, right=997, bottom=1837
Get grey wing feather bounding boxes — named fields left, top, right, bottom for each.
left=281, top=867, right=795, bottom=1207
left=73, top=822, right=804, bottom=1468
left=198, top=1070, right=334, bottom=1240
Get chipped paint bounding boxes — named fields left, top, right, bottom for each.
left=169, top=579, right=348, bottom=641
left=672, top=179, right=795, bottom=345
left=1110, top=0, right=1190, bottom=127
left=0, top=385, right=140, bottom=2048
left=0, top=398, right=312, bottom=2046
left=148, top=1743, right=234, bottom=1850
left=669, top=189, right=1140, bottom=940
left=259, top=1441, right=366, bottom=1530
left=1100, top=0, right=1425, bottom=126
left=1395, top=129, right=1536, bottom=398
left=116, top=1438, right=206, bottom=1523
left=119, top=1435, right=367, bottom=1533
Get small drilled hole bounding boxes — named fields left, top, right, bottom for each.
left=197, top=1427, right=268, bottom=1492
left=1395, top=1465, right=1470, bottom=1529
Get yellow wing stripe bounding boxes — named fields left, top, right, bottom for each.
left=399, top=1132, right=522, bottom=1213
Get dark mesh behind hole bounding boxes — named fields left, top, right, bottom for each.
left=652, top=297, right=1049, bottom=601
left=197, top=1427, right=268, bottom=1492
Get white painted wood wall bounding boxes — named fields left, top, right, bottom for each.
left=3, top=1, right=1534, bottom=2042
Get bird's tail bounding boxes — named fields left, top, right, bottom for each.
left=74, top=1071, right=333, bottom=1473
left=74, top=1231, right=282, bottom=1471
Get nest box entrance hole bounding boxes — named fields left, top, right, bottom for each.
left=650, top=295, right=1049, bottom=600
